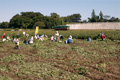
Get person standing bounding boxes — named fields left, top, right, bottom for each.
left=3, top=33, right=5, bottom=38
left=17, top=31, right=19, bottom=38
left=55, top=31, right=59, bottom=42
left=23, top=31, right=26, bottom=36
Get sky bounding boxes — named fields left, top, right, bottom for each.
left=0, top=0, right=120, bottom=22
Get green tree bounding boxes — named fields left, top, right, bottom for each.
left=91, top=9, right=97, bottom=22
left=0, top=23, right=2, bottom=28
left=99, top=11, right=104, bottom=22
left=62, top=14, right=81, bottom=22
left=49, top=13, right=64, bottom=29
left=50, top=13, right=60, bottom=18
left=109, top=17, right=119, bottom=22
left=34, top=21, right=45, bottom=29
left=0, top=22, right=9, bottom=28
left=9, top=14, right=21, bottom=28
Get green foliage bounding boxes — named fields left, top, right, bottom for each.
left=0, top=22, right=9, bottom=28
left=88, top=10, right=120, bottom=22
left=95, top=63, right=106, bottom=73
left=63, top=13, right=81, bottom=22
left=8, top=12, right=65, bottom=29
left=0, top=54, right=25, bottom=63
left=99, top=11, right=104, bottom=22
left=34, top=21, right=45, bottom=29
left=0, top=29, right=119, bottom=40
left=78, top=67, right=87, bottom=75
left=51, top=13, right=60, bottom=18
left=0, top=34, right=119, bottom=80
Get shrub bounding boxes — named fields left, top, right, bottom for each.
left=78, top=67, right=87, bottom=75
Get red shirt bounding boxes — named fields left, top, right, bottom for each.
left=3, top=33, right=5, bottom=36
left=101, top=34, right=106, bottom=39
left=1, top=36, right=3, bottom=38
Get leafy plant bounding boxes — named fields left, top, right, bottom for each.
left=95, top=63, right=106, bottom=73
left=78, top=67, right=87, bottom=75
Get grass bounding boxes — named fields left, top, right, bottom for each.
left=0, top=30, right=120, bottom=80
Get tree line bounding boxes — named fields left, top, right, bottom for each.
left=88, top=9, right=119, bottom=22
left=0, top=12, right=81, bottom=29
left=0, top=10, right=119, bottom=29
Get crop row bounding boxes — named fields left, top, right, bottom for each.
left=0, top=29, right=120, bottom=40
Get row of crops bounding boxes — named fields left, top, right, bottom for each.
left=0, top=29, right=120, bottom=40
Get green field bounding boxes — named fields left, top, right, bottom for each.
left=0, top=29, right=120, bottom=40
left=0, top=29, right=120, bottom=80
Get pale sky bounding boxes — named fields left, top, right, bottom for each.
left=0, top=0, right=120, bottom=22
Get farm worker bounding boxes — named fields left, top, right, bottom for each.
left=42, top=34, right=45, bottom=40
left=3, top=33, right=5, bottom=38
left=60, top=35, right=64, bottom=40
left=15, top=39, right=20, bottom=49
left=101, top=34, right=106, bottom=41
left=12, top=35, right=15, bottom=42
left=35, top=34, right=37, bottom=39
left=37, top=34, right=39, bottom=39
left=26, top=34, right=29, bottom=37
left=23, top=39, right=28, bottom=45
left=39, top=36, right=42, bottom=41
left=7, top=35, right=11, bottom=41
left=28, top=36, right=34, bottom=44
left=17, top=31, right=19, bottom=38
left=23, top=31, right=26, bottom=36
left=68, top=35, right=72, bottom=43
left=55, top=31, right=59, bottom=42
left=39, top=35, right=44, bottom=41
left=53, top=36, right=56, bottom=41
left=88, top=37, right=91, bottom=42
left=65, top=40, right=68, bottom=44
left=31, top=36, right=34, bottom=41
left=45, top=35, right=48, bottom=39
left=1, top=36, right=3, bottom=39
left=2, top=34, right=6, bottom=42
left=2, top=38, right=6, bottom=42
left=30, top=36, right=34, bottom=44
left=65, top=35, right=72, bottom=44
left=69, top=35, right=72, bottom=39
left=16, top=41, right=20, bottom=49
left=50, top=36, right=54, bottom=41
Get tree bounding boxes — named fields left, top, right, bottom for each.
left=34, top=21, right=45, bottom=29
left=49, top=13, right=64, bottom=28
left=0, top=22, right=9, bottom=28
left=9, top=14, right=21, bottom=28
left=50, top=13, right=60, bottom=18
left=0, top=23, right=2, bottom=28
left=62, top=13, right=81, bottom=22
left=109, top=17, right=119, bottom=22
left=99, top=11, right=104, bottom=22
left=91, top=9, right=97, bottom=22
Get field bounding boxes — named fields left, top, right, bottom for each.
left=0, top=29, right=120, bottom=80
